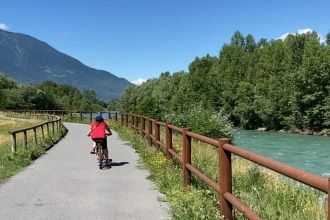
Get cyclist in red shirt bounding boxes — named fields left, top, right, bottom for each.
left=87, top=116, right=112, bottom=163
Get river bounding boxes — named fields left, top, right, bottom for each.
left=87, top=112, right=329, bottom=177
left=233, top=130, right=330, bottom=177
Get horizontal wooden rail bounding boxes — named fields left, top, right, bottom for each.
left=222, top=143, right=327, bottom=193
left=185, top=163, right=220, bottom=192
left=9, top=114, right=62, bottom=152
left=5, top=110, right=327, bottom=219
left=115, top=112, right=329, bottom=220
left=223, top=192, right=262, bottom=220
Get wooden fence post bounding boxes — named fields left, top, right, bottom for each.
left=56, top=119, right=59, bottom=130
left=52, top=122, right=55, bottom=135
left=41, top=125, right=44, bottom=138
left=46, top=123, right=50, bottom=137
left=165, top=123, right=172, bottom=159
left=183, top=128, right=191, bottom=187
left=147, top=118, right=152, bottom=146
left=219, top=138, right=232, bottom=220
left=121, top=113, right=124, bottom=125
left=89, top=111, right=93, bottom=123
left=134, top=115, right=139, bottom=131
left=11, top=133, right=17, bottom=152
left=125, top=114, right=128, bottom=127
left=141, top=117, right=146, bottom=138
left=131, top=114, right=134, bottom=128
left=33, top=128, right=37, bottom=146
left=23, top=131, right=27, bottom=148
left=155, top=122, right=160, bottom=150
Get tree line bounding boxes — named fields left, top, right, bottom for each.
left=0, top=75, right=106, bottom=111
left=114, top=30, right=330, bottom=134
left=1, top=30, right=330, bottom=135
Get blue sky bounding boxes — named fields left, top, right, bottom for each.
left=1, top=0, right=329, bottom=85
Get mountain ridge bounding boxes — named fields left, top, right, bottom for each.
left=0, top=29, right=131, bottom=100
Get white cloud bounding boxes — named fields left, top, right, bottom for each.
left=297, top=28, right=313, bottom=35
left=0, top=23, right=9, bottom=30
left=131, top=78, right=146, bottom=85
left=278, top=33, right=290, bottom=40
left=277, top=28, right=325, bottom=43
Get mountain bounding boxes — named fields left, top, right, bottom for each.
left=0, top=29, right=131, bottom=100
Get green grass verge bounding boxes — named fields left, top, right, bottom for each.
left=111, top=123, right=327, bottom=220
left=0, top=126, right=67, bottom=184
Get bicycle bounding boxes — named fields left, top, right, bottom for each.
left=93, top=134, right=112, bottom=169
left=95, top=140, right=105, bottom=169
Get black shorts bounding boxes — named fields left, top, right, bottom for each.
left=92, top=138, right=107, bottom=149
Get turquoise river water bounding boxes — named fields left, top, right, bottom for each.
left=87, top=113, right=329, bottom=177
left=233, top=130, right=330, bottom=177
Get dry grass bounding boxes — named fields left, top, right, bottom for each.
left=0, top=118, right=41, bottom=146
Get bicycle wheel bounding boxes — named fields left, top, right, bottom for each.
left=98, top=149, right=103, bottom=169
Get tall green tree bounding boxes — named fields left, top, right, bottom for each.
left=116, top=30, right=330, bottom=133
left=187, top=55, right=218, bottom=107
left=254, top=39, right=292, bottom=130
left=217, top=41, right=246, bottom=124
left=293, top=33, right=329, bottom=130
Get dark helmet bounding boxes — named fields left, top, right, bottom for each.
left=95, top=115, right=104, bottom=122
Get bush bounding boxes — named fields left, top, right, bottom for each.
left=164, top=106, right=235, bottom=139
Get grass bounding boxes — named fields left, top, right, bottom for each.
left=111, top=122, right=327, bottom=220
left=0, top=117, right=41, bottom=145
left=0, top=115, right=67, bottom=183
left=0, top=114, right=326, bottom=219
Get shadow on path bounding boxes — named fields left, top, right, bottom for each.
left=101, top=161, right=129, bottom=170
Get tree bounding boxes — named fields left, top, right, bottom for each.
left=118, top=84, right=139, bottom=112
left=293, top=34, right=329, bottom=130
left=135, top=96, right=161, bottom=119
left=254, top=39, right=292, bottom=130
left=245, top=34, right=256, bottom=53
left=0, top=73, right=17, bottom=89
left=217, top=42, right=246, bottom=124
left=115, top=30, right=330, bottom=132
left=325, top=31, right=330, bottom=46
left=231, top=30, right=245, bottom=47
left=187, top=55, right=218, bottom=106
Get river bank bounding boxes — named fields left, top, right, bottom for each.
left=256, top=127, right=330, bottom=136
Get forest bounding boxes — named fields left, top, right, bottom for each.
left=114, top=30, right=330, bottom=134
left=0, top=76, right=106, bottom=111
left=1, top=30, right=330, bottom=135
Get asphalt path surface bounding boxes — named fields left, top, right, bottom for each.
left=0, top=122, right=170, bottom=220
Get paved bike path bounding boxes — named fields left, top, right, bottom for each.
left=0, top=122, right=170, bottom=220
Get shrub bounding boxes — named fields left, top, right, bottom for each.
left=164, top=106, right=235, bottom=139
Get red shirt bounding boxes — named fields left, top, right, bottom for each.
left=90, top=121, right=108, bottom=138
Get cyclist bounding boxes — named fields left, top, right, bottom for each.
left=87, top=115, right=112, bottom=163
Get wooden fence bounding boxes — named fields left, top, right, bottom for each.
left=113, top=112, right=329, bottom=220
left=0, top=109, right=115, bottom=122
left=2, top=109, right=329, bottom=219
left=8, top=114, right=62, bottom=152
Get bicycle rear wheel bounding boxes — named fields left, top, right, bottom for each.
left=99, top=157, right=103, bottom=169
left=97, top=148, right=103, bottom=169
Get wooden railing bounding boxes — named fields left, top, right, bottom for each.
left=9, top=114, right=62, bottom=152
left=114, top=112, right=329, bottom=220
left=0, top=109, right=106, bottom=118
left=4, top=109, right=116, bottom=122
left=1, top=109, right=329, bottom=219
